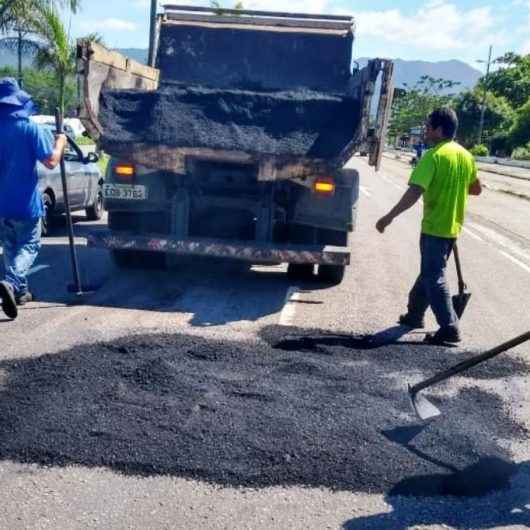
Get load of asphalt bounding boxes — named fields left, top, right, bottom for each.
left=99, top=85, right=360, bottom=161
left=0, top=326, right=527, bottom=496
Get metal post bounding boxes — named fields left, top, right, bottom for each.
left=148, top=0, right=158, bottom=67
left=17, top=29, right=23, bottom=87
left=477, top=45, right=493, bottom=146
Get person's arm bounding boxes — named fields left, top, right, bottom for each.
left=469, top=178, right=482, bottom=196
left=41, top=134, right=67, bottom=170
left=376, top=184, right=424, bottom=233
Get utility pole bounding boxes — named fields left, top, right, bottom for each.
left=148, top=0, right=158, bottom=67
left=476, top=45, right=493, bottom=146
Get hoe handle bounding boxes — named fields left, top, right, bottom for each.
left=412, top=330, right=530, bottom=395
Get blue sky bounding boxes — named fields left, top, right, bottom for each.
left=68, top=0, right=530, bottom=69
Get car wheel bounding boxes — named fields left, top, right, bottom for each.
left=41, top=193, right=54, bottom=237
left=86, top=186, right=103, bottom=221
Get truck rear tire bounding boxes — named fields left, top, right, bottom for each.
left=318, top=264, right=345, bottom=285
left=287, top=263, right=314, bottom=281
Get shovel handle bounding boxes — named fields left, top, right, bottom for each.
left=453, top=242, right=465, bottom=293
left=411, top=330, right=530, bottom=395
left=54, top=107, right=63, bottom=134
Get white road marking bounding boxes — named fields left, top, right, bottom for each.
left=279, top=286, right=301, bottom=326
left=462, top=227, right=485, bottom=242
left=28, top=264, right=51, bottom=275
left=381, top=174, right=406, bottom=191
left=498, top=251, right=530, bottom=274
left=359, top=186, right=372, bottom=198
left=467, top=221, right=530, bottom=263
left=462, top=223, right=530, bottom=274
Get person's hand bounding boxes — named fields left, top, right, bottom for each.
left=54, top=133, right=67, bottom=153
left=376, top=214, right=393, bottom=233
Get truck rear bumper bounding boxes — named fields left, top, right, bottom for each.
left=87, top=230, right=350, bottom=265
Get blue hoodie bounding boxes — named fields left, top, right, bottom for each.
left=0, top=109, right=54, bottom=220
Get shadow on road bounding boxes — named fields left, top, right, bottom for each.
left=8, top=232, right=318, bottom=326
left=342, top=460, right=530, bottom=529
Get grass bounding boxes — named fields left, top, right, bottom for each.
left=75, top=135, right=96, bottom=146
left=98, top=153, right=110, bottom=176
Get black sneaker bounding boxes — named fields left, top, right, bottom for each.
left=0, top=281, right=18, bottom=319
left=398, top=313, right=425, bottom=329
left=424, top=327, right=462, bottom=346
left=16, top=292, right=34, bottom=306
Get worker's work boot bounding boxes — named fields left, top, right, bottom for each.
left=424, top=326, right=461, bottom=346
left=0, top=281, right=18, bottom=319
left=398, top=313, right=425, bottom=329
left=16, top=292, right=34, bottom=306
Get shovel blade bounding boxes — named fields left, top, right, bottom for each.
left=452, top=291, right=471, bottom=319
left=409, top=386, right=441, bottom=421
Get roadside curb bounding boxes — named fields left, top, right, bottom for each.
left=384, top=152, right=530, bottom=182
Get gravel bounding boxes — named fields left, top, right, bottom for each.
left=0, top=327, right=526, bottom=496
left=99, top=86, right=361, bottom=160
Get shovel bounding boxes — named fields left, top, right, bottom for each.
left=452, top=242, right=470, bottom=319
left=55, top=108, right=99, bottom=296
left=409, top=330, right=530, bottom=421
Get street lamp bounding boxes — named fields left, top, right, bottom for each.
left=476, top=45, right=493, bottom=146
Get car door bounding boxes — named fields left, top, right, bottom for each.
left=63, top=138, right=87, bottom=209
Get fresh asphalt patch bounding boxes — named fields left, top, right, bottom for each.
left=0, top=327, right=527, bottom=496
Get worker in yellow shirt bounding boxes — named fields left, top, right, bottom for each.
left=376, top=107, right=482, bottom=345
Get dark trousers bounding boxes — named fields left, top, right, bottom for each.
left=408, top=233, right=458, bottom=330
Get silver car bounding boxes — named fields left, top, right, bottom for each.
left=38, top=130, right=104, bottom=236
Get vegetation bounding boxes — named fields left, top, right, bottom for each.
left=469, top=144, right=489, bottom=157
left=512, top=143, right=530, bottom=161
left=389, top=76, right=459, bottom=140
left=389, top=52, right=530, bottom=158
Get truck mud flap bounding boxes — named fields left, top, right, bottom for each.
left=87, top=230, right=350, bottom=266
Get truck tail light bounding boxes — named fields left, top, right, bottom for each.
left=114, top=163, right=135, bottom=180
left=313, top=177, right=335, bottom=195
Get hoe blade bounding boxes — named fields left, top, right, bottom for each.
left=408, top=385, right=441, bottom=421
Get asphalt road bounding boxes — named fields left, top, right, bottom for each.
left=0, top=156, right=529, bottom=529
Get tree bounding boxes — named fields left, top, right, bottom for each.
left=0, top=0, right=80, bottom=83
left=0, top=64, right=77, bottom=114
left=29, top=4, right=74, bottom=115
left=453, top=89, right=515, bottom=148
left=509, top=98, right=530, bottom=149
left=389, top=76, right=460, bottom=141
left=482, top=53, right=530, bottom=109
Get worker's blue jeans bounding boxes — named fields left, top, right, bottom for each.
left=407, top=233, right=459, bottom=330
left=0, top=217, right=41, bottom=297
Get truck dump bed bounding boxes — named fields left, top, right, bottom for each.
left=78, top=6, right=393, bottom=177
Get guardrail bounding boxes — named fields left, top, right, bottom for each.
left=474, top=156, right=530, bottom=170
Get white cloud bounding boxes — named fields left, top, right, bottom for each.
left=343, top=1, right=503, bottom=51
left=244, top=0, right=328, bottom=13
left=133, top=0, right=159, bottom=7
left=81, top=18, right=138, bottom=32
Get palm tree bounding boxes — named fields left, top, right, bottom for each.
left=0, top=0, right=80, bottom=84
left=30, top=4, right=72, bottom=114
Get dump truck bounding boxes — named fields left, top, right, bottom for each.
left=77, top=5, right=394, bottom=284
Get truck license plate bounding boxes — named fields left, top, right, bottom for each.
left=103, top=184, right=148, bottom=200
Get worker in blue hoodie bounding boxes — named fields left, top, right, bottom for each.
left=0, top=78, right=66, bottom=320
